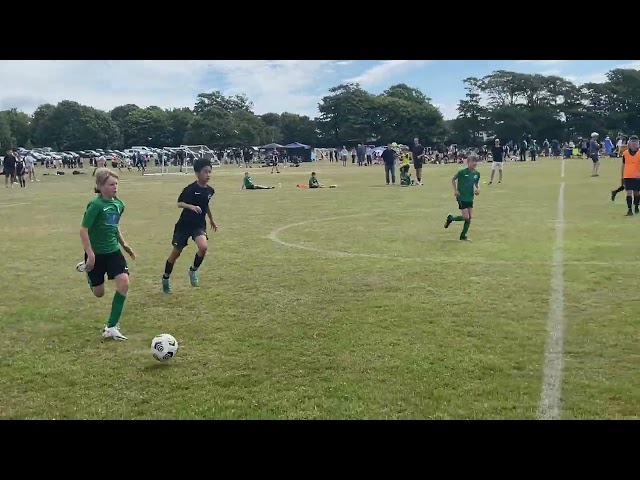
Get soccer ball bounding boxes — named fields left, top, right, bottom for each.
left=151, top=333, right=178, bottom=362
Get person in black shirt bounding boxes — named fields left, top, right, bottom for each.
left=488, top=138, right=504, bottom=185
left=15, top=157, right=26, bottom=187
left=271, top=149, right=280, bottom=174
left=162, top=158, right=217, bottom=293
left=410, top=137, right=426, bottom=185
left=381, top=144, right=397, bottom=185
left=243, top=148, right=253, bottom=168
left=3, top=149, right=17, bottom=188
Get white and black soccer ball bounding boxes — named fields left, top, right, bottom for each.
left=151, top=333, right=178, bottom=362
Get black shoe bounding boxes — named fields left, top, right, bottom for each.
left=635, top=206, right=639, bottom=214
left=460, top=236, right=470, bottom=241
left=611, top=191, right=617, bottom=202
left=444, top=215, right=453, bottom=229
left=626, top=210, right=634, bottom=216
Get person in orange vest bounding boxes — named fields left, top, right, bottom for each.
left=621, top=135, right=640, bottom=216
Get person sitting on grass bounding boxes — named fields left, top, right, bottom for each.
left=306, top=172, right=337, bottom=188
left=399, top=152, right=414, bottom=187
left=241, top=172, right=274, bottom=190
left=309, top=172, right=324, bottom=188
left=400, top=166, right=414, bottom=187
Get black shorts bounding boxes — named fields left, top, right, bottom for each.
left=3, top=169, right=15, bottom=177
left=172, top=225, right=207, bottom=251
left=458, top=199, right=474, bottom=210
left=414, top=161, right=424, bottom=169
left=591, top=154, right=599, bottom=163
left=85, top=250, right=128, bottom=287
left=624, top=178, right=640, bottom=191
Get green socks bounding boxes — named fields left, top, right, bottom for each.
left=452, top=215, right=464, bottom=222
left=107, top=291, right=127, bottom=328
left=461, top=220, right=471, bottom=237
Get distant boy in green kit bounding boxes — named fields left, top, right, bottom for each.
left=242, top=172, right=275, bottom=190
left=444, top=155, right=480, bottom=241
left=308, top=172, right=337, bottom=189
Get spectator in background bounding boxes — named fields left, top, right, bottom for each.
left=357, top=143, right=365, bottom=166
left=589, top=132, right=600, bottom=177
left=3, top=149, right=17, bottom=188
left=382, top=144, right=397, bottom=185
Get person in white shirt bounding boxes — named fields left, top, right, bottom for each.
left=340, top=146, right=348, bottom=167
left=93, top=155, right=106, bottom=176
left=24, top=153, right=38, bottom=182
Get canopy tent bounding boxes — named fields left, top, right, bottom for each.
left=261, top=143, right=284, bottom=149
left=283, top=142, right=311, bottom=150
left=283, top=141, right=312, bottom=162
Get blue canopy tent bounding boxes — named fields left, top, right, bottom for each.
left=283, top=142, right=311, bottom=149
left=283, top=142, right=312, bottom=162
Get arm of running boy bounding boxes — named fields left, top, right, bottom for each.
left=207, top=206, right=217, bottom=232
left=452, top=175, right=459, bottom=197
left=79, top=228, right=94, bottom=271
left=117, top=227, right=136, bottom=259
left=80, top=202, right=100, bottom=271
left=177, top=202, right=201, bottom=214
left=177, top=185, right=200, bottom=213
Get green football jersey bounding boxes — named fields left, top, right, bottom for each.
left=454, top=168, right=480, bottom=202
left=81, top=195, right=125, bottom=254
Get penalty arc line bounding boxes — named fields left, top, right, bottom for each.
left=537, top=158, right=566, bottom=420
left=267, top=202, right=640, bottom=267
left=0, top=202, right=31, bottom=209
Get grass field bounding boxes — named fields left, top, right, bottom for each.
left=0, top=158, right=638, bottom=420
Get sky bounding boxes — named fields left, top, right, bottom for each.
left=0, top=60, right=637, bottom=120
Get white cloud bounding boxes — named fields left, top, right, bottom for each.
left=346, top=60, right=431, bottom=87
left=335, top=61, right=353, bottom=66
left=564, top=72, right=609, bottom=85
left=564, top=60, right=640, bottom=85
left=0, top=60, right=336, bottom=118
left=434, top=102, right=458, bottom=120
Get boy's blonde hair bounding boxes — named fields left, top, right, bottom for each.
left=94, top=168, right=119, bottom=193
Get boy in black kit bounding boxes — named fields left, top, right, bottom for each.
left=162, top=158, right=217, bottom=293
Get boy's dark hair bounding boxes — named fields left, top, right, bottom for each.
left=193, top=158, right=212, bottom=173
left=311, top=172, right=316, bottom=175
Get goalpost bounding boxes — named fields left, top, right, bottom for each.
left=143, top=149, right=221, bottom=177
left=144, top=159, right=191, bottom=176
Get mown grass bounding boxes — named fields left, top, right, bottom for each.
left=0, top=157, right=636, bottom=419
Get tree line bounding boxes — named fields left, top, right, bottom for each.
left=1, top=67, right=639, bottom=151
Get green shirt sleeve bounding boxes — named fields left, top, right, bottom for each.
left=81, top=201, right=101, bottom=229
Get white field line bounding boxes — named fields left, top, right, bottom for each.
left=537, top=159, right=566, bottom=420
